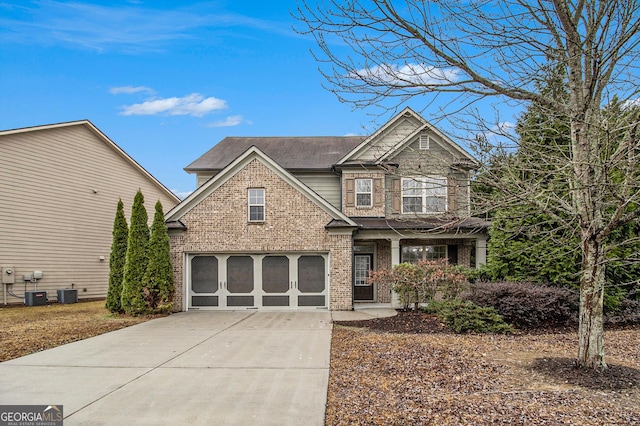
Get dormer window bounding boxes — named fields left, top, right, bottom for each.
left=419, top=135, right=430, bottom=150
left=355, top=179, right=372, bottom=207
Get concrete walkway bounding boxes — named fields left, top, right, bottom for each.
left=0, top=308, right=395, bottom=425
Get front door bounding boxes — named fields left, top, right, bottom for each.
left=353, top=254, right=374, bottom=301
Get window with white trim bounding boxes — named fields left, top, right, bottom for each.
left=355, top=179, right=372, bottom=207
left=248, top=188, right=265, bottom=222
left=402, top=176, right=447, bottom=213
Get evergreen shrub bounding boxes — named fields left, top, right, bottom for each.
left=423, top=300, right=514, bottom=334
left=461, top=281, right=578, bottom=329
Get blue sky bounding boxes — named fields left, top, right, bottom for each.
left=0, top=0, right=514, bottom=197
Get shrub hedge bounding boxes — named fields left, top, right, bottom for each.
left=460, top=281, right=578, bottom=329
left=423, top=300, right=514, bottom=334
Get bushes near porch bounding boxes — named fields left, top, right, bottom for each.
left=369, top=261, right=640, bottom=333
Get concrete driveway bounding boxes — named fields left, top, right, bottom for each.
left=0, top=311, right=333, bottom=425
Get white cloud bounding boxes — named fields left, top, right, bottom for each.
left=352, top=63, right=460, bottom=86
left=120, top=93, right=227, bottom=117
left=481, top=121, right=516, bottom=144
left=0, top=1, right=294, bottom=53
left=623, top=97, right=640, bottom=108
left=207, top=115, right=245, bottom=128
left=110, top=86, right=155, bottom=95
left=171, top=189, right=193, bottom=200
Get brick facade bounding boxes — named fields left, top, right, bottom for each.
left=169, top=159, right=353, bottom=311
left=168, top=108, right=488, bottom=311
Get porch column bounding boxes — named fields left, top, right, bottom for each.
left=390, top=238, right=402, bottom=309
left=391, top=238, right=401, bottom=266
left=475, top=236, right=487, bottom=268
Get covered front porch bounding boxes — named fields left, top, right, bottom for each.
left=350, top=217, right=489, bottom=307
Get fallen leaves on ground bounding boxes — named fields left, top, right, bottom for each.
left=328, top=311, right=640, bottom=425
left=0, top=300, right=160, bottom=362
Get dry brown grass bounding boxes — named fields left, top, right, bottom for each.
left=2, top=302, right=638, bottom=424
left=0, top=300, right=158, bottom=362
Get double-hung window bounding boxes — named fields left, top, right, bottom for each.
left=402, top=176, right=447, bottom=213
left=248, top=188, right=265, bottom=222
left=355, top=179, right=372, bottom=207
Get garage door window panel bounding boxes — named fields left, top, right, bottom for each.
left=227, top=256, right=254, bottom=293
left=298, top=256, right=325, bottom=293
left=262, top=256, right=290, bottom=293
left=191, top=256, right=218, bottom=293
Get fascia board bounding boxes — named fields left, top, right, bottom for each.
left=166, top=146, right=356, bottom=226
left=336, top=107, right=424, bottom=165
left=376, top=121, right=478, bottom=166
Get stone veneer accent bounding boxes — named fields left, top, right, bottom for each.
left=169, top=159, right=353, bottom=311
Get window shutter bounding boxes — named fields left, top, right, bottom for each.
left=345, top=178, right=355, bottom=207
left=373, top=178, right=384, bottom=207
left=447, top=176, right=457, bottom=212
left=391, top=178, right=401, bottom=213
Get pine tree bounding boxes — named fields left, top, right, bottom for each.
left=142, top=200, right=174, bottom=313
left=121, top=190, right=149, bottom=316
left=105, top=199, right=128, bottom=313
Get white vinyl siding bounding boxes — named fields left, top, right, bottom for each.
left=0, top=124, right=179, bottom=302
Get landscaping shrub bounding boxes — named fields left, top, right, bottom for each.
left=423, top=300, right=514, bottom=334
left=604, top=298, right=640, bottom=326
left=106, top=199, right=128, bottom=313
left=121, top=190, right=150, bottom=316
left=142, top=200, right=174, bottom=313
left=368, top=259, right=468, bottom=312
left=461, top=281, right=578, bottom=329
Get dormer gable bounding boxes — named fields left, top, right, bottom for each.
left=337, top=107, right=477, bottom=168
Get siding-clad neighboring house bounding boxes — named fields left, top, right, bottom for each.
left=0, top=121, right=180, bottom=304
left=166, top=108, right=489, bottom=311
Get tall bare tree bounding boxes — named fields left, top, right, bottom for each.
left=296, top=0, right=640, bottom=369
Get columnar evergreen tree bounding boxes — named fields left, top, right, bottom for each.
left=142, top=200, right=174, bottom=313
left=105, top=199, right=128, bottom=313
left=121, top=190, right=149, bottom=316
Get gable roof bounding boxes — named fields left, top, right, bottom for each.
left=336, top=107, right=477, bottom=167
left=167, top=146, right=357, bottom=226
left=0, top=120, right=181, bottom=204
left=184, top=136, right=365, bottom=172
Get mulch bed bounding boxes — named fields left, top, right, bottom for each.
left=327, top=310, right=640, bottom=425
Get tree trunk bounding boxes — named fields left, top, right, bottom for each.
left=577, top=237, right=607, bottom=369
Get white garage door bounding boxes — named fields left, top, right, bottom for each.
left=187, top=253, right=328, bottom=310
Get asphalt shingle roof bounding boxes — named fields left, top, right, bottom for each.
left=185, top=136, right=366, bottom=172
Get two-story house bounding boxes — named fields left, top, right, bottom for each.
left=166, top=108, right=488, bottom=311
